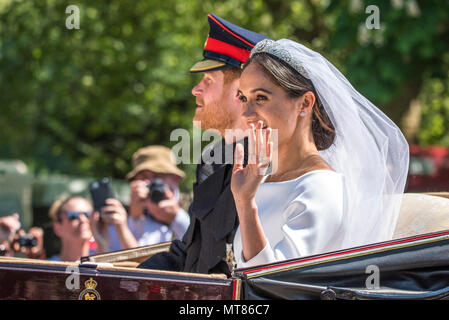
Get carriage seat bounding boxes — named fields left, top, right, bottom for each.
left=393, top=193, right=449, bottom=239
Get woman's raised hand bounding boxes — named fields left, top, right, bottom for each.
left=231, top=121, right=273, bottom=202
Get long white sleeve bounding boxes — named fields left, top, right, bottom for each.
left=234, top=170, right=346, bottom=269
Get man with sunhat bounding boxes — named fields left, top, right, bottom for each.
left=138, top=14, right=269, bottom=276
left=91, top=145, right=190, bottom=252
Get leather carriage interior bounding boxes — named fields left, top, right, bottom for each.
left=394, top=192, right=449, bottom=239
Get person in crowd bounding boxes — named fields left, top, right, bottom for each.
left=48, top=196, right=96, bottom=262
left=231, top=38, right=409, bottom=268
left=0, top=213, right=21, bottom=257
left=0, top=213, right=45, bottom=259
left=90, top=145, right=190, bottom=252
left=138, top=14, right=269, bottom=276
left=0, top=213, right=21, bottom=245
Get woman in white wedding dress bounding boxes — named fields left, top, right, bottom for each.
left=231, top=39, right=409, bottom=268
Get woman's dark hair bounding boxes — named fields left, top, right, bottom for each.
left=243, top=53, right=335, bottom=150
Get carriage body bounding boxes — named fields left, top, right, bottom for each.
left=2, top=227, right=449, bottom=300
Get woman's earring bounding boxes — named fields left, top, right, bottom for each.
left=300, top=111, right=306, bottom=117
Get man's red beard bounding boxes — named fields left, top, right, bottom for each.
left=194, top=97, right=236, bottom=135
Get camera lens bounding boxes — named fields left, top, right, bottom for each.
left=148, top=179, right=167, bottom=203
left=18, top=235, right=37, bottom=248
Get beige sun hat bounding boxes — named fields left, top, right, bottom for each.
left=126, top=145, right=185, bottom=181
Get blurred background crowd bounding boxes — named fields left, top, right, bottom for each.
left=1, top=0, right=449, bottom=260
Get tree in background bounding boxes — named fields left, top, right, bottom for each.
left=1, top=0, right=448, bottom=190
left=324, top=0, right=449, bottom=145
left=0, top=0, right=206, bottom=189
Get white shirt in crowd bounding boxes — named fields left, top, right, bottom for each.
left=107, top=208, right=190, bottom=252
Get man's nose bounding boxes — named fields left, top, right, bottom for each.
left=191, top=82, right=203, bottom=96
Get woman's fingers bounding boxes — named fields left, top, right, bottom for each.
left=259, top=125, right=272, bottom=164
left=248, top=123, right=257, bottom=165
left=255, top=122, right=272, bottom=175
left=257, top=121, right=265, bottom=164
left=265, top=127, right=272, bottom=165
left=246, top=121, right=273, bottom=175
left=233, top=142, right=245, bottom=172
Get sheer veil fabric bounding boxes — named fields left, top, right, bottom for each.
left=252, top=39, right=409, bottom=249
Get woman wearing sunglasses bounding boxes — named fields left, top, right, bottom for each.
left=48, top=196, right=96, bottom=262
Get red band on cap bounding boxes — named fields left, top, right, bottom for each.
left=205, top=37, right=250, bottom=63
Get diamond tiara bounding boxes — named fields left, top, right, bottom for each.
left=250, top=39, right=310, bottom=79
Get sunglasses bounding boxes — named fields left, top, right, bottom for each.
left=64, top=211, right=92, bottom=220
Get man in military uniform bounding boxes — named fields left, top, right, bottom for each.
left=138, top=14, right=269, bottom=276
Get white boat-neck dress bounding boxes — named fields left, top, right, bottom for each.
left=233, top=170, right=347, bottom=269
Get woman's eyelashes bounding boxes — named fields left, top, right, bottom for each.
left=256, top=94, right=268, bottom=102
left=238, top=93, right=268, bottom=104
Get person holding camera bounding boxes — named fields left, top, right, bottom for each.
left=0, top=213, right=21, bottom=245
left=0, top=213, right=21, bottom=257
left=91, top=145, right=190, bottom=252
left=0, top=213, right=45, bottom=259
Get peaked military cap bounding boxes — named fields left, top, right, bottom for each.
left=190, top=13, right=270, bottom=73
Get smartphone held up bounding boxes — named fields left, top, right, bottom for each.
left=89, top=177, right=116, bottom=213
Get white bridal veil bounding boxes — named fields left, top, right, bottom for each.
left=252, top=39, right=409, bottom=248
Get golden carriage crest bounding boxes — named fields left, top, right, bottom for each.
left=78, top=277, right=101, bottom=300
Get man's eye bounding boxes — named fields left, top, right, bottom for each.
left=256, top=95, right=267, bottom=101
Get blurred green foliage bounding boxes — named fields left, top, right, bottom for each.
left=418, top=69, right=449, bottom=146
left=0, top=0, right=448, bottom=192
left=324, top=0, right=449, bottom=138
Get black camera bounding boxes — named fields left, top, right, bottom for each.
left=148, top=179, right=167, bottom=204
left=17, top=234, right=37, bottom=248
